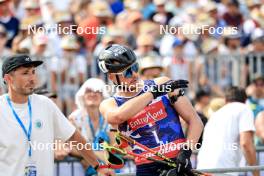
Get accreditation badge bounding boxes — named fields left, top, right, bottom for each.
left=24, top=160, right=37, bottom=176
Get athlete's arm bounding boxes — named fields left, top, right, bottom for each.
left=99, top=91, right=154, bottom=125
left=100, top=76, right=188, bottom=125
left=156, top=76, right=203, bottom=149
left=172, top=96, right=204, bottom=148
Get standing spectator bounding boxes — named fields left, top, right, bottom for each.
left=23, top=0, right=41, bottom=18
left=48, top=11, right=74, bottom=57
left=246, top=75, right=264, bottom=118
left=163, top=38, right=189, bottom=81
left=122, top=11, right=142, bottom=49
left=0, top=0, right=19, bottom=48
left=218, top=27, right=243, bottom=54
left=206, top=97, right=225, bottom=118
left=68, top=78, right=115, bottom=176
left=0, top=24, right=11, bottom=94
left=149, top=0, right=174, bottom=25
left=197, top=87, right=259, bottom=176
left=244, top=28, right=264, bottom=85
left=203, top=1, right=226, bottom=39
left=194, top=89, right=211, bottom=119
left=254, top=110, right=264, bottom=174
left=31, top=33, right=52, bottom=90
left=194, top=90, right=210, bottom=147
left=69, top=78, right=110, bottom=160
left=243, top=1, right=263, bottom=44
left=218, top=28, right=242, bottom=88
left=134, top=33, right=159, bottom=61
left=0, top=24, right=11, bottom=58
left=139, top=55, right=164, bottom=80
left=50, top=35, right=87, bottom=115
left=222, top=0, right=243, bottom=28
left=0, top=54, right=111, bottom=176
left=77, top=1, right=113, bottom=52
left=12, top=15, right=43, bottom=54
left=255, top=111, right=264, bottom=143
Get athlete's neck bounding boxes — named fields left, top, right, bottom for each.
left=8, top=91, right=28, bottom=104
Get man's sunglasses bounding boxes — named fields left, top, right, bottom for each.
left=115, top=63, right=139, bottom=78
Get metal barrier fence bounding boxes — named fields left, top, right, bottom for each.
left=2, top=53, right=263, bottom=95
left=55, top=157, right=82, bottom=176
left=189, top=53, right=264, bottom=93
left=1, top=53, right=263, bottom=115
left=55, top=146, right=264, bottom=176
left=203, top=53, right=264, bottom=86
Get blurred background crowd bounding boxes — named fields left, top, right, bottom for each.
left=0, top=0, right=264, bottom=175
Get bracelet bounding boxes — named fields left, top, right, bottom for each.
left=86, top=165, right=97, bottom=175
left=86, top=161, right=101, bottom=175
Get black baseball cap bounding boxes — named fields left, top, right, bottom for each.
left=2, top=54, right=43, bottom=77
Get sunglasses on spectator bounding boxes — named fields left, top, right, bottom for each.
left=85, top=89, right=102, bottom=94
left=115, top=63, right=139, bottom=78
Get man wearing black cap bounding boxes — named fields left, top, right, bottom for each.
left=0, top=54, right=111, bottom=176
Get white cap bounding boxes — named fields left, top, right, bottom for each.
left=139, top=55, right=163, bottom=73
left=23, top=0, right=40, bottom=9
left=153, top=0, right=166, bottom=6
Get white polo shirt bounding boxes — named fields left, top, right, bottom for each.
left=197, top=102, right=255, bottom=175
left=0, top=94, right=76, bottom=176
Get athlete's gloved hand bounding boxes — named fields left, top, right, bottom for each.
left=174, top=148, right=192, bottom=173
left=159, top=147, right=193, bottom=176
left=150, top=80, right=189, bottom=99
left=159, top=167, right=195, bottom=176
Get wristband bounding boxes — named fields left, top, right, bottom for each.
left=86, top=165, right=97, bottom=175
left=86, top=160, right=101, bottom=175
left=169, top=89, right=185, bottom=104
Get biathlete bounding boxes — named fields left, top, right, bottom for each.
left=98, top=44, right=204, bottom=176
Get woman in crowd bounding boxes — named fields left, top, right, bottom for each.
left=68, top=78, right=115, bottom=176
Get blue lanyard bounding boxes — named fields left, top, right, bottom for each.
left=88, top=115, right=103, bottom=142
left=6, top=96, right=33, bottom=157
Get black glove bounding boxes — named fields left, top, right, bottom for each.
left=150, top=80, right=189, bottom=99
left=159, top=167, right=195, bottom=176
left=174, top=148, right=192, bottom=173
left=159, top=148, right=193, bottom=176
